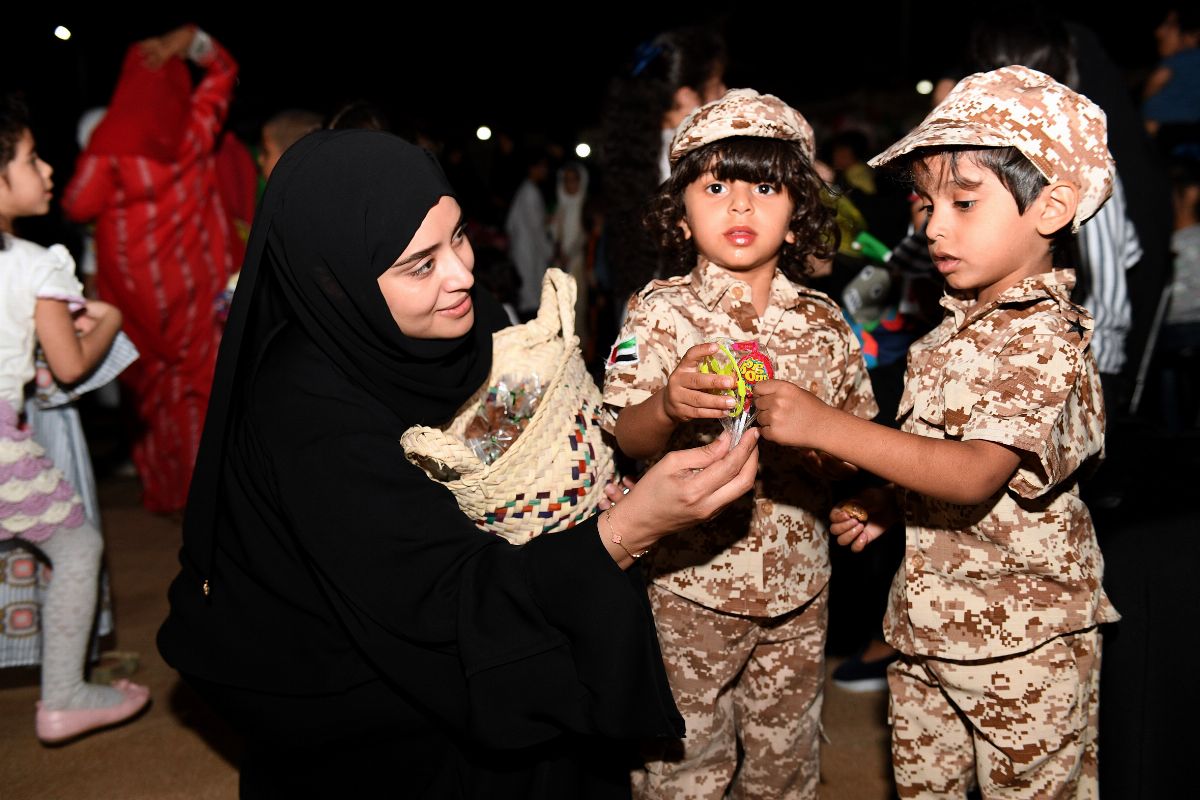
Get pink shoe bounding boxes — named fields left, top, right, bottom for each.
left=36, top=679, right=151, bottom=745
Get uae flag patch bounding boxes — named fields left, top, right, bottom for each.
left=606, top=336, right=639, bottom=369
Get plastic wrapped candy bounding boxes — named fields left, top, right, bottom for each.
left=698, top=339, right=774, bottom=446
left=461, top=374, right=544, bottom=465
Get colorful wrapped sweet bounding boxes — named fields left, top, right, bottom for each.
left=461, top=374, right=544, bottom=465
left=698, top=339, right=774, bottom=445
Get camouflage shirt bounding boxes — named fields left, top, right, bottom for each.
left=884, top=269, right=1119, bottom=660
left=603, top=259, right=878, bottom=617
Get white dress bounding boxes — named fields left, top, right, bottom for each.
left=0, top=235, right=108, bottom=667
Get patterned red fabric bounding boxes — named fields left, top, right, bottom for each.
left=213, top=131, right=258, bottom=267
left=62, top=38, right=238, bottom=512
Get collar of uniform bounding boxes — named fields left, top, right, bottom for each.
left=688, top=258, right=803, bottom=312
left=941, top=268, right=1078, bottom=329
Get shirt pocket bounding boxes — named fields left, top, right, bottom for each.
left=939, top=380, right=982, bottom=438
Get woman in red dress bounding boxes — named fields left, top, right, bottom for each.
left=63, top=24, right=238, bottom=512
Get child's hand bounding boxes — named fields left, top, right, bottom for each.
left=660, top=343, right=737, bottom=424
left=72, top=309, right=98, bottom=336
left=754, top=379, right=827, bottom=448
left=830, top=486, right=896, bottom=552
left=598, top=475, right=637, bottom=511
left=78, top=300, right=121, bottom=329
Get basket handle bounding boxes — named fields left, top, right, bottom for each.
left=530, top=268, right=577, bottom=343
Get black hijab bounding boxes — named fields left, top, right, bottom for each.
left=162, top=135, right=685, bottom=773
left=184, top=129, right=500, bottom=587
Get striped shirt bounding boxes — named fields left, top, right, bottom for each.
left=1077, top=173, right=1141, bottom=375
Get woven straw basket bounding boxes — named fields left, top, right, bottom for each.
left=401, top=268, right=615, bottom=544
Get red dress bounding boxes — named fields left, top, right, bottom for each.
left=62, top=36, right=238, bottom=512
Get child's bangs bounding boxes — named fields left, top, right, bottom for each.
left=906, top=146, right=1048, bottom=213
left=907, top=148, right=983, bottom=195
left=680, top=137, right=802, bottom=187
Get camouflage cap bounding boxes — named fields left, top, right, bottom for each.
left=670, top=88, right=815, bottom=166
left=869, top=66, right=1114, bottom=230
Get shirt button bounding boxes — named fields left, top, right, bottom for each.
left=910, top=554, right=925, bottom=570
left=732, top=287, right=744, bottom=300
left=932, top=354, right=946, bottom=367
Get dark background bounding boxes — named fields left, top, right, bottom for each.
left=5, top=4, right=1175, bottom=170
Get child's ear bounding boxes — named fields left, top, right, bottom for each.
left=1036, top=182, right=1079, bottom=236
left=678, top=217, right=692, bottom=240
left=785, top=228, right=797, bottom=244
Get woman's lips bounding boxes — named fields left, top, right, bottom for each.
left=439, top=295, right=473, bottom=318
left=724, top=227, right=756, bottom=246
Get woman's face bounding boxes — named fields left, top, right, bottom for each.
left=376, top=196, right=476, bottom=339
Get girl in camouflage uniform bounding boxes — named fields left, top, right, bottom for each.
left=604, top=89, right=877, bottom=800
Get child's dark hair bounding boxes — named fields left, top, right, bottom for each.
left=649, top=137, right=839, bottom=283
left=902, top=146, right=1075, bottom=257
left=327, top=99, right=390, bottom=132
left=965, top=7, right=1078, bottom=88
left=601, top=26, right=727, bottom=301
left=0, top=93, right=31, bottom=172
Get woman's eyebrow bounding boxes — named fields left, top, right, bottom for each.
left=391, top=213, right=467, bottom=269
left=392, top=246, right=437, bottom=269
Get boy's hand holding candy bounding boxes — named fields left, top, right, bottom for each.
left=754, top=377, right=856, bottom=477
left=754, top=379, right=830, bottom=449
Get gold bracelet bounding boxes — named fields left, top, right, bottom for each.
left=606, top=508, right=649, bottom=559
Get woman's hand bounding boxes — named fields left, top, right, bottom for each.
left=601, top=430, right=759, bottom=565
left=139, top=25, right=196, bottom=70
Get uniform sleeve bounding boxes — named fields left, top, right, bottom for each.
left=956, top=333, right=1103, bottom=499
left=275, top=423, right=682, bottom=747
left=599, top=292, right=677, bottom=433
left=31, top=245, right=86, bottom=311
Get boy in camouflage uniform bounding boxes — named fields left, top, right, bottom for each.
left=603, top=89, right=877, bottom=799
left=754, top=66, right=1120, bottom=798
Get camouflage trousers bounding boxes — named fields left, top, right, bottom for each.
left=633, top=584, right=827, bottom=800
left=888, top=627, right=1102, bottom=799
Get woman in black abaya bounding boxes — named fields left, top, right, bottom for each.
left=157, top=130, right=759, bottom=798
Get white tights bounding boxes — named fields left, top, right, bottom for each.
left=35, top=522, right=123, bottom=711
